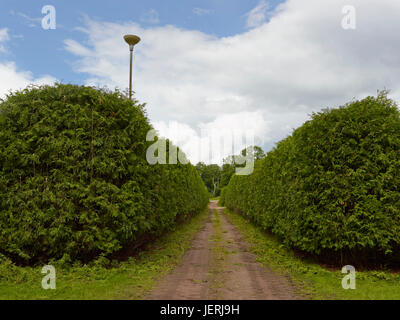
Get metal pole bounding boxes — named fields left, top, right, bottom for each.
left=123, top=35, right=140, bottom=100
left=129, top=47, right=133, bottom=100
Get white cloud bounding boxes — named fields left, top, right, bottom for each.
left=64, top=39, right=93, bottom=57
left=0, top=62, right=56, bottom=98
left=154, top=111, right=271, bottom=164
left=0, top=29, right=56, bottom=98
left=140, top=9, right=160, bottom=24
left=0, top=28, right=9, bottom=42
left=17, top=12, right=42, bottom=28
left=0, top=28, right=9, bottom=52
left=245, top=0, right=269, bottom=28
left=193, top=8, right=214, bottom=16
left=64, top=0, right=400, bottom=163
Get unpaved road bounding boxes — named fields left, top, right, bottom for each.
left=146, top=201, right=301, bottom=300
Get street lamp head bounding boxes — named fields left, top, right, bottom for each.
left=124, top=34, right=140, bottom=100
left=124, top=34, right=140, bottom=51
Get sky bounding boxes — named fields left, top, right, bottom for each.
left=1, top=0, right=400, bottom=164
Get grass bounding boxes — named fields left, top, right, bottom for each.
left=223, top=208, right=400, bottom=300
left=3, top=204, right=398, bottom=300
left=207, top=209, right=227, bottom=298
left=0, top=208, right=209, bottom=300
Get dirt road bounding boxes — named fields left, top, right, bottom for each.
left=146, top=201, right=301, bottom=300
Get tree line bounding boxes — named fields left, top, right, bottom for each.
left=195, top=146, right=265, bottom=197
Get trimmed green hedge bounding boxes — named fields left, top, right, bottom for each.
left=223, top=93, right=400, bottom=264
left=0, top=84, right=208, bottom=265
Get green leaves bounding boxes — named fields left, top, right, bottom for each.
left=223, top=92, right=400, bottom=265
left=0, top=84, right=208, bottom=265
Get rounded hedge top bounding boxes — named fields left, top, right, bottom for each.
left=0, top=84, right=208, bottom=265
left=223, top=92, right=400, bottom=265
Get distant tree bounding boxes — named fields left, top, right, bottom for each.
left=196, top=146, right=265, bottom=196
left=195, top=162, right=207, bottom=176
left=241, top=145, right=265, bottom=160
left=196, top=163, right=221, bottom=196
left=208, top=164, right=221, bottom=196
left=220, top=163, right=235, bottom=188
left=222, top=155, right=236, bottom=165
left=220, top=155, right=236, bottom=189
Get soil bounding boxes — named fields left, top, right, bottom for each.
left=146, top=200, right=302, bottom=300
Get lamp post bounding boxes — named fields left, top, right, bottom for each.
left=123, top=34, right=141, bottom=100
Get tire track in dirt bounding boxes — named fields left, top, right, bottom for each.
left=146, top=208, right=214, bottom=300
left=146, top=201, right=301, bottom=300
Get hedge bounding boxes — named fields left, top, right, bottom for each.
left=0, top=84, right=209, bottom=265
left=223, top=93, right=400, bottom=265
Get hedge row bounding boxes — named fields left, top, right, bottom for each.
left=0, top=84, right=209, bottom=265
left=222, top=93, right=400, bottom=264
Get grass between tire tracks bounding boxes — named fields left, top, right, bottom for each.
left=2, top=204, right=399, bottom=300
left=206, top=209, right=227, bottom=298
left=0, top=208, right=209, bottom=300
left=223, top=208, right=400, bottom=300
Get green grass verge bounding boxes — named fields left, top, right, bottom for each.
left=208, top=209, right=226, bottom=298
left=223, top=208, right=400, bottom=300
left=0, top=208, right=209, bottom=300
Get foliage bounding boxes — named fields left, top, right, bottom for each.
left=223, top=93, right=400, bottom=265
left=241, top=146, right=265, bottom=160
left=197, top=145, right=265, bottom=198
left=225, top=207, right=400, bottom=300
left=0, top=207, right=209, bottom=300
left=0, top=84, right=208, bottom=265
left=195, top=162, right=221, bottom=196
